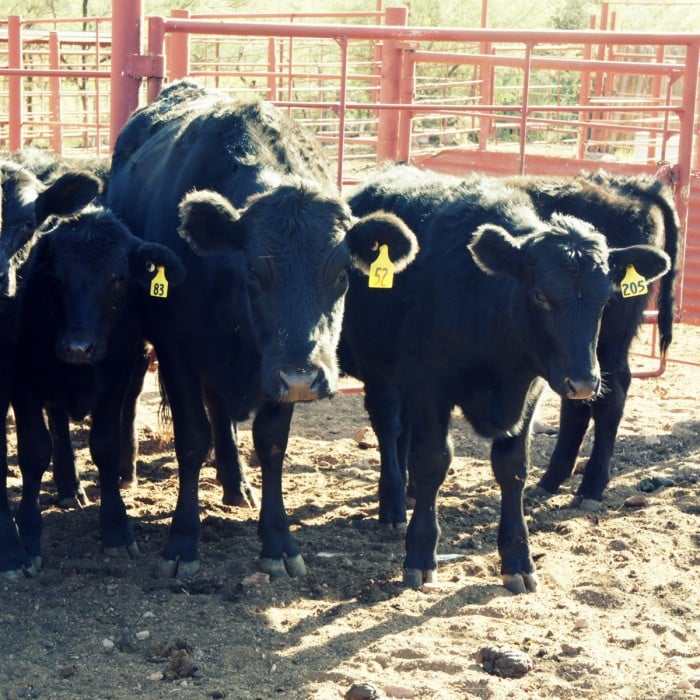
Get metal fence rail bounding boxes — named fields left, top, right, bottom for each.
left=1, top=5, right=699, bottom=328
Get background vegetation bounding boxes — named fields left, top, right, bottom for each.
left=3, top=0, right=698, bottom=32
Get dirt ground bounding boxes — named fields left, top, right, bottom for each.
left=1, top=323, right=698, bottom=700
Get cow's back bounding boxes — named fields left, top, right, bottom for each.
left=106, top=79, right=335, bottom=248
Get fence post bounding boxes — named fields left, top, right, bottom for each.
left=166, top=9, right=190, bottom=82
left=376, top=6, right=408, bottom=163
left=49, top=31, right=63, bottom=154
left=8, top=15, right=22, bottom=151
left=396, top=47, right=415, bottom=163
left=110, top=0, right=143, bottom=148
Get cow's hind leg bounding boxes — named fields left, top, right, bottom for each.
left=117, top=348, right=150, bottom=490
left=47, top=402, right=89, bottom=508
left=531, top=398, right=591, bottom=501
left=203, top=384, right=256, bottom=508
left=254, top=400, right=305, bottom=578
left=574, top=365, right=630, bottom=508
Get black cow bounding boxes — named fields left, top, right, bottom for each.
left=1, top=203, right=185, bottom=578
left=506, top=171, right=679, bottom=508
left=341, top=164, right=671, bottom=592
left=0, top=161, right=102, bottom=578
left=105, top=80, right=418, bottom=578
left=1, top=150, right=130, bottom=510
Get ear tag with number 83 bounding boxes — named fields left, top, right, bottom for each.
left=368, top=244, right=394, bottom=289
left=150, top=265, right=169, bottom=299
left=620, top=264, right=647, bottom=299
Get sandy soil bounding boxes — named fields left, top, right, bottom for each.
left=1, top=323, right=698, bottom=700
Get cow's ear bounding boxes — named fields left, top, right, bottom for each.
left=609, top=244, right=671, bottom=287
left=130, top=242, right=186, bottom=289
left=468, top=223, right=523, bottom=278
left=34, top=172, right=102, bottom=224
left=346, top=211, right=419, bottom=274
left=178, top=190, right=244, bottom=253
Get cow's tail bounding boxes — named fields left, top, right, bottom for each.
left=612, top=175, right=679, bottom=355
left=650, top=183, right=680, bottom=356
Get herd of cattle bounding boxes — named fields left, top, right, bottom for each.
left=0, top=79, right=679, bottom=594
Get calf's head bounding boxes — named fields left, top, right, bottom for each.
left=178, top=182, right=417, bottom=403
left=469, top=213, right=670, bottom=399
left=0, top=163, right=101, bottom=299
left=30, top=205, right=185, bottom=365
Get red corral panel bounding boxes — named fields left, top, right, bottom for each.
left=681, top=172, right=700, bottom=324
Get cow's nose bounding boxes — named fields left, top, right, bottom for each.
left=278, top=367, right=323, bottom=402
left=59, top=338, right=96, bottom=365
left=564, top=375, right=600, bottom=400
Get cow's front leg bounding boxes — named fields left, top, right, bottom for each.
left=156, top=354, right=211, bottom=579
left=0, top=403, right=39, bottom=578
left=90, top=365, right=140, bottom=561
left=403, top=396, right=452, bottom=587
left=254, top=400, right=304, bottom=577
left=363, top=379, right=408, bottom=528
left=12, top=394, right=53, bottom=576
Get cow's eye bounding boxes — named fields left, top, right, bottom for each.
left=334, top=269, right=348, bottom=293
left=532, top=288, right=550, bottom=309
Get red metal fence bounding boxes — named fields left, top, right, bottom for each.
left=1, top=3, right=699, bottom=326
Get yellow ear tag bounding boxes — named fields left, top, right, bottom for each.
left=368, top=244, right=394, bottom=289
left=620, top=264, right=648, bottom=299
left=150, top=266, right=169, bottom=299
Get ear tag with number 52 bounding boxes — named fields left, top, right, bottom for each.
left=150, top=265, right=169, bottom=299
left=368, top=244, right=394, bottom=289
left=620, top=264, right=647, bottom=299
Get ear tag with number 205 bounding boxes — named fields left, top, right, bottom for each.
left=620, top=264, right=647, bottom=299
left=368, top=244, right=394, bottom=289
left=150, top=266, right=169, bottom=299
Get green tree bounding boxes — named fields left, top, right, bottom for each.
left=549, top=0, right=591, bottom=29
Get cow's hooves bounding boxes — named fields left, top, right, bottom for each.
left=284, top=554, right=306, bottom=577
left=532, top=419, right=558, bottom=435
left=57, top=495, right=80, bottom=509
left=222, top=491, right=257, bottom=509
left=259, top=557, right=290, bottom=578
left=156, top=558, right=178, bottom=579
left=378, top=521, right=407, bottom=532
left=572, top=496, right=602, bottom=512
left=104, top=542, right=139, bottom=560
left=119, top=477, right=138, bottom=492
left=244, top=489, right=260, bottom=509
left=1, top=568, right=26, bottom=581
left=176, top=559, right=201, bottom=579
left=404, top=567, right=436, bottom=588
left=525, top=486, right=555, bottom=505
left=1, top=557, right=42, bottom=580
left=502, top=572, right=539, bottom=594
